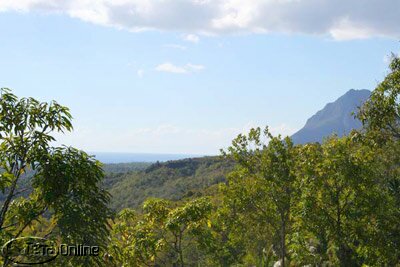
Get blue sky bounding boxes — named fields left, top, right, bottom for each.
left=0, top=1, right=399, bottom=154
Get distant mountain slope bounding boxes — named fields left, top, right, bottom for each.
left=291, top=89, right=371, bottom=144
left=106, top=157, right=233, bottom=211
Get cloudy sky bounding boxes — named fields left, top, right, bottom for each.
left=0, top=0, right=399, bottom=154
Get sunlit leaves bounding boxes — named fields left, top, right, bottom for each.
left=221, top=126, right=298, bottom=266
left=109, top=198, right=212, bottom=266
left=358, top=54, right=400, bottom=141
left=0, top=89, right=111, bottom=267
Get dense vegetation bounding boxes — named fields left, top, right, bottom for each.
left=107, top=157, right=232, bottom=210
left=0, top=162, right=151, bottom=203
left=102, top=162, right=152, bottom=174
left=0, top=89, right=111, bottom=266
left=1, top=55, right=400, bottom=266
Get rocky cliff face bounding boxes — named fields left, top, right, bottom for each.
left=291, top=89, right=371, bottom=144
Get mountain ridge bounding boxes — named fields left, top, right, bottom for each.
left=291, top=89, right=371, bottom=144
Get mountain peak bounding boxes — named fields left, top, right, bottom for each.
left=342, top=88, right=371, bottom=98
left=291, top=89, right=371, bottom=144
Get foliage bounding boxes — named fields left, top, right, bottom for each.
left=358, top=53, right=400, bottom=140
left=219, top=127, right=298, bottom=266
left=0, top=88, right=111, bottom=266
left=108, top=157, right=232, bottom=211
left=291, top=133, right=389, bottom=266
left=108, top=197, right=212, bottom=266
left=102, top=162, right=152, bottom=174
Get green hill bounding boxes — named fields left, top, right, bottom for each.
left=105, top=156, right=233, bottom=211
left=0, top=162, right=152, bottom=204
left=1, top=158, right=230, bottom=211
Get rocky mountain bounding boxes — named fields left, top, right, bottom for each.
left=291, top=89, right=371, bottom=144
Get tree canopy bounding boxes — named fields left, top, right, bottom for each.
left=0, top=88, right=111, bottom=267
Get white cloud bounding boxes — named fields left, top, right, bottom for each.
left=186, top=63, right=205, bottom=71
left=155, top=63, right=188, bottom=74
left=1, top=0, right=399, bottom=40
left=155, top=62, right=205, bottom=74
left=137, top=69, right=144, bottom=77
left=163, top=44, right=187, bottom=50
left=184, top=34, right=200, bottom=43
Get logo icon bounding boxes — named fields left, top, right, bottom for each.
left=2, top=236, right=58, bottom=265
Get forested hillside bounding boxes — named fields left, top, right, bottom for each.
left=102, top=162, right=152, bottom=173
left=105, top=157, right=233, bottom=210
left=0, top=162, right=152, bottom=203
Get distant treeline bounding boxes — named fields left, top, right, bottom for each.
left=102, top=162, right=152, bottom=174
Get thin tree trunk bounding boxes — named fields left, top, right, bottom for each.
left=0, top=162, right=23, bottom=229
left=281, top=219, right=286, bottom=267
left=178, top=231, right=184, bottom=267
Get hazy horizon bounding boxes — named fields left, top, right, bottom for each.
left=91, top=151, right=207, bottom=163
